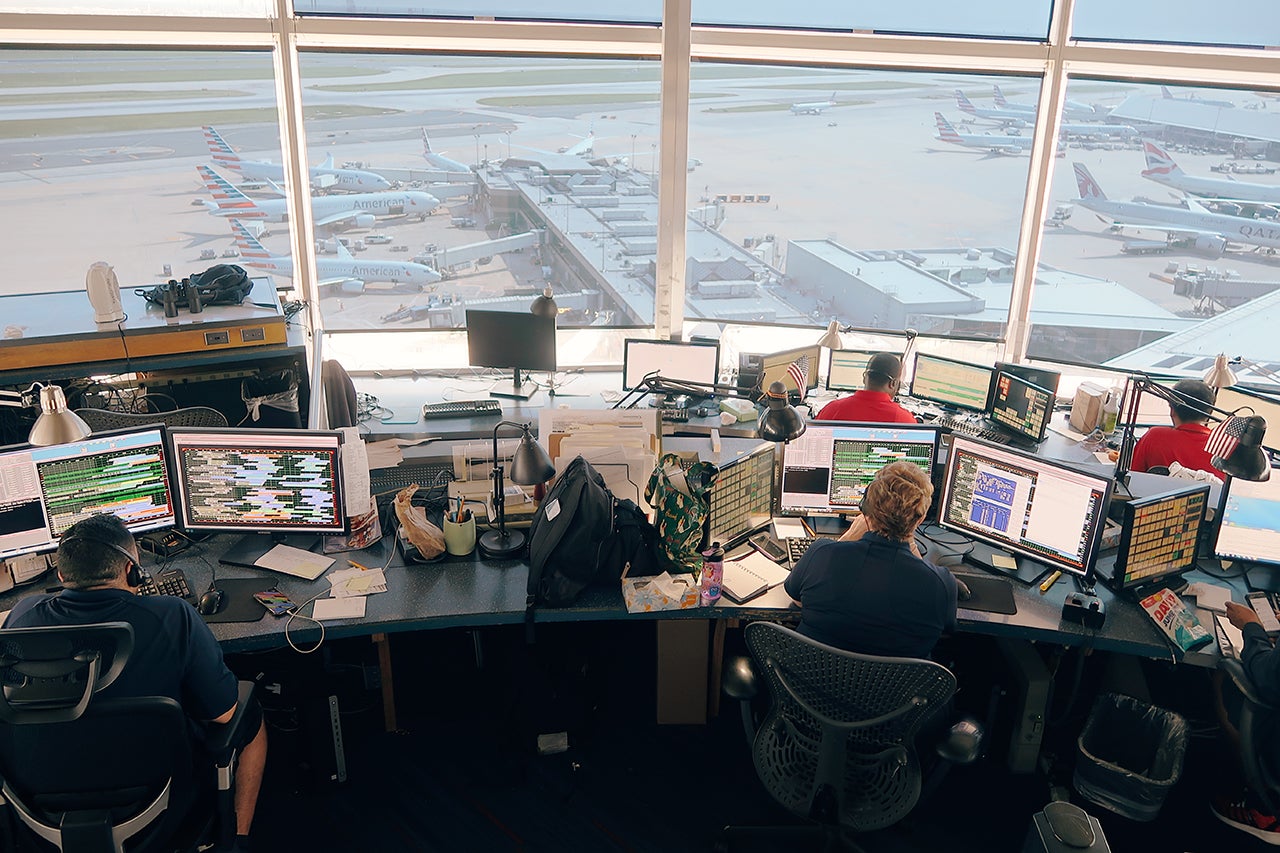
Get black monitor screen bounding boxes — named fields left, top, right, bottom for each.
left=623, top=339, right=720, bottom=391
left=988, top=372, right=1053, bottom=444
left=990, top=362, right=1061, bottom=404
left=169, top=428, right=346, bottom=534
left=939, top=436, right=1112, bottom=577
left=909, top=353, right=993, bottom=412
left=466, top=310, right=557, bottom=372
left=1215, top=474, right=1280, bottom=569
left=1107, top=483, right=1209, bottom=591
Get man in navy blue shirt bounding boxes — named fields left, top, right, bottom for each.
left=784, top=461, right=957, bottom=658
left=3, top=515, right=267, bottom=851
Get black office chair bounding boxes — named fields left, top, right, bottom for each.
left=1220, top=657, right=1280, bottom=816
left=73, top=407, right=229, bottom=432
left=0, top=623, right=254, bottom=853
left=720, top=622, right=983, bottom=852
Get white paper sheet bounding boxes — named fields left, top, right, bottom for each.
left=254, top=545, right=334, bottom=581
left=339, top=427, right=372, bottom=517
left=313, top=596, right=367, bottom=621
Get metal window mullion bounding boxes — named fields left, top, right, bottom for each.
left=272, top=0, right=325, bottom=427
left=654, top=0, right=691, bottom=340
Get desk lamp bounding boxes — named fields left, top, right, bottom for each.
left=0, top=383, right=92, bottom=446
left=530, top=286, right=558, bottom=320
left=1203, top=353, right=1237, bottom=391
left=757, top=381, right=807, bottom=443
left=479, top=421, right=556, bottom=559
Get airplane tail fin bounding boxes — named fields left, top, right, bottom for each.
left=422, top=127, right=434, bottom=156
left=318, top=153, right=334, bottom=170
left=1141, top=140, right=1181, bottom=178
left=935, top=112, right=963, bottom=142
left=198, top=165, right=259, bottom=214
left=954, top=90, right=976, bottom=113
left=992, top=84, right=1008, bottom=108
left=229, top=219, right=272, bottom=262
left=1073, top=162, right=1107, bottom=201
left=1161, top=85, right=1174, bottom=99
left=201, top=126, right=243, bottom=172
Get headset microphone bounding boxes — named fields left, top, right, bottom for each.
left=60, top=533, right=145, bottom=588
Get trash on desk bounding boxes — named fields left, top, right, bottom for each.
left=393, top=484, right=446, bottom=560
left=621, top=567, right=699, bottom=613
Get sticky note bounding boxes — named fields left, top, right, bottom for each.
left=992, top=554, right=1018, bottom=570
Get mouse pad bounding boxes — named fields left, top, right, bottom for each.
left=199, top=578, right=271, bottom=624
left=954, top=574, right=1018, bottom=616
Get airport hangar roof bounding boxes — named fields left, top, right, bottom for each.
left=1103, top=286, right=1280, bottom=382
left=1110, top=96, right=1280, bottom=144
left=788, top=241, right=1193, bottom=332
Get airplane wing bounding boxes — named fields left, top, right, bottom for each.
left=315, top=210, right=362, bottom=228
left=318, top=275, right=361, bottom=288
left=1100, top=220, right=1228, bottom=240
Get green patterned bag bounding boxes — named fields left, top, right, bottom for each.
left=644, top=453, right=719, bottom=574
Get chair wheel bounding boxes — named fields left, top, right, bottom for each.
left=712, top=840, right=730, bottom=853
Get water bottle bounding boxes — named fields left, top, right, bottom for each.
left=1101, top=388, right=1121, bottom=435
left=700, top=541, right=724, bottom=606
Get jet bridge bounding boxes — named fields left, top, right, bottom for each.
left=422, top=230, right=543, bottom=272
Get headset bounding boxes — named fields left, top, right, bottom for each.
left=59, top=531, right=144, bottom=588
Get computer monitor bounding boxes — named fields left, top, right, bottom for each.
left=622, top=339, right=720, bottom=391
left=909, top=353, right=994, bottom=413
left=939, top=435, right=1112, bottom=580
left=168, top=428, right=346, bottom=567
left=0, top=426, right=176, bottom=560
left=826, top=348, right=880, bottom=392
left=1100, top=483, right=1209, bottom=594
left=988, top=372, right=1053, bottom=445
left=1215, top=473, right=1280, bottom=592
left=989, top=362, right=1061, bottom=407
left=775, top=422, right=940, bottom=517
left=466, top=309, right=557, bottom=400
left=1216, top=386, right=1280, bottom=454
left=760, top=345, right=821, bottom=398
left=707, top=444, right=775, bottom=547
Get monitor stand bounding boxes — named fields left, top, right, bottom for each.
left=961, top=541, right=1050, bottom=586
left=489, top=368, right=538, bottom=400
left=1246, top=563, right=1280, bottom=594
left=219, top=532, right=322, bottom=569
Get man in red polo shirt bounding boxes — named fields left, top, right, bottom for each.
left=815, top=352, right=917, bottom=423
left=1130, top=378, right=1224, bottom=479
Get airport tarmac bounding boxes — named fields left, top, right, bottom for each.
left=2, top=52, right=1276, bottom=369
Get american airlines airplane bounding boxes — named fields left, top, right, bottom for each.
left=933, top=113, right=1034, bottom=154
left=954, top=90, right=1030, bottom=127
left=202, top=126, right=392, bottom=193
left=229, top=219, right=441, bottom=291
left=422, top=129, right=472, bottom=172
left=790, top=92, right=838, bottom=115
left=991, top=84, right=1103, bottom=122
left=1074, top=162, right=1280, bottom=255
left=1140, top=140, right=1280, bottom=205
left=198, top=165, right=439, bottom=229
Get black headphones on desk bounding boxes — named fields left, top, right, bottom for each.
left=59, top=533, right=145, bottom=588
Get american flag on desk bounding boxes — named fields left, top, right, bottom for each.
left=786, top=355, right=811, bottom=400
left=1205, top=415, right=1247, bottom=461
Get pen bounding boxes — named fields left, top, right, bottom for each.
left=1040, top=570, right=1063, bottom=594
left=348, top=560, right=372, bottom=571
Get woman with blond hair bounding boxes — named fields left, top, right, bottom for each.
left=783, top=460, right=958, bottom=658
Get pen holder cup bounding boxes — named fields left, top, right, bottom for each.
left=442, top=515, right=477, bottom=556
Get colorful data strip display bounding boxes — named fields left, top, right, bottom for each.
left=1113, top=486, right=1207, bottom=589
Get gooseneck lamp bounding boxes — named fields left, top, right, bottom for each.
left=530, top=286, right=558, bottom=320
left=757, top=381, right=807, bottom=443
left=479, top=421, right=556, bottom=559
left=0, top=383, right=92, bottom=447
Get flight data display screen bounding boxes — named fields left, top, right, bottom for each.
left=1216, top=474, right=1280, bottom=568
left=940, top=436, right=1111, bottom=576
left=169, top=429, right=346, bottom=534
left=826, top=349, right=878, bottom=392
left=909, top=353, right=994, bottom=412
left=707, top=444, right=774, bottom=546
left=776, top=423, right=938, bottom=516
left=988, top=372, right=1052, bottom=444
left=1111, top=485, right=1208, bottom=590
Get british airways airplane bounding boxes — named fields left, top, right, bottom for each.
left=1140, top=140, right=1280, bottom=206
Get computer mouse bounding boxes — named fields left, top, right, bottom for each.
left=1043, top=801, right=1095, bottom=848
left=197, top=586, right=225, bottom=616
left=955, top=577, right=973, bottom=602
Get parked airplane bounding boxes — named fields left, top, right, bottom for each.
left=229, top=219, right=441, bottom=291
left=791, top=92, right=838, bottom=115
left=1160, top=86, right=1235, bottom=108
left=202, top=126, right=392, bottom=193
left=559, top=132, right=596, bottom=157
left=421, top=129, right=472, bottom=172
left=992, top=84, right=1102, bottom=121
left=1073, top=162, right=1280, bottom=255
left=954, top=90, right=1031, bottom=126
left=198, top=165, right=439, bottom=228
left=934, top=112, right=1034, bottom=154
left=1141, top=140, right=1280, bottom=205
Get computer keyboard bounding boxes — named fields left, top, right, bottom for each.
left=788, top=537, right=817, bottom=564
left=370, top=461, right=455, bottom=495
left=931, top=416, right=1011, bottom=445
left=422, top=399, right=502, bottom=419
left=136, top=568, right=193, bottom=600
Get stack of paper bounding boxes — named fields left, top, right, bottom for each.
left=329, top=565, right=387, bottom=598
left=540, top=409, right=660, bottom=513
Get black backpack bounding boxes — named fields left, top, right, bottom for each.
left=526, top=456, right=658, bottom=623
left=138, top=264, right=254, bottom=309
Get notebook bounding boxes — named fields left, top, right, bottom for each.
left=721, top=551, right=791, bottom=604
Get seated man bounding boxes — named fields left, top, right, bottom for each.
left=1130, top=378, right=1224, bottom=479
left=815, top=352, right=917, bottom=424
left=784, top=461, right=957, bottom=658
left=2, top=515, right=266, bottom=851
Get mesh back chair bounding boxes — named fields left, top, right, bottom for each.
left=0, top=622, right=253, bottom=853
left=74, top=407, right=229, bottom=432
left=1221, top=657, right=1280, bottom=816
left=721, top=621, right=981, bottom=851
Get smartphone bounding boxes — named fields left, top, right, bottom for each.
left=252, top=589, right=297, bottom=616
left=749, top=531, right=788, bottom=564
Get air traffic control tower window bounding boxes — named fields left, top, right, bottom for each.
left=298, top=53, right=662, bottom=354
left=293, top=0, right=661, bottom=24
left=0, top=48, right=278, bottom=299
left=685, top=64, right=1035, bottom=344
left=691, top=0, right=1052, bottom=40
left=1073, top=0, right=1280, bottom=49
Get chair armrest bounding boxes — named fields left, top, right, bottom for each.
left=1220, top=658, right=1275, bottom=711
left=204, top=681, right=258, bottom=765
